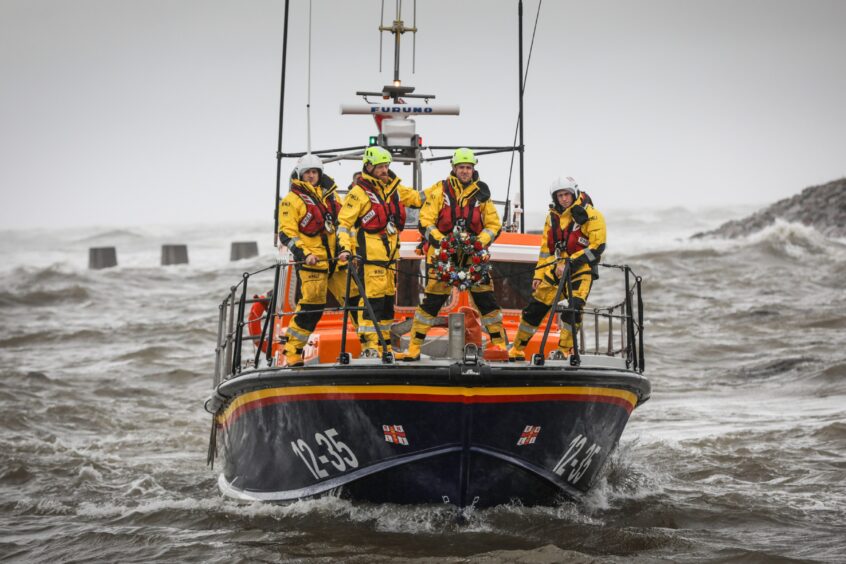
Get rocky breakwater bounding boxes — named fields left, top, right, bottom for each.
left=693, top=178, right=846, bottom=239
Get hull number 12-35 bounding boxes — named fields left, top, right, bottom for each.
left=291, top=428, right=359, bottom=480
left=552, top=433, right=602, bottom=484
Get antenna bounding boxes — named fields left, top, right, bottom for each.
left=412, top=0, right=417, bottom=73
left=379, top=0, right=384, bottom=73
left=377, top=0, right=418, bottom=102
left=306, top=0, right=313, bottom=153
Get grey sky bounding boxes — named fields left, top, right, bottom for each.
left=1, top=0, right=844, bottom=229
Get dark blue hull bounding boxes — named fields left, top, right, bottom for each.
left=209, top=361, right=650, bottom=508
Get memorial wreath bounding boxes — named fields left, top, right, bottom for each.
left=432, top=227, right=492, bottom=291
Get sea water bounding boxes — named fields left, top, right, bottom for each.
left=1, top=207, right=844, bottom=562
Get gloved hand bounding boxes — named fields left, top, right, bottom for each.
left=475, top=180, right=491, bottom=202
left=428, top=229, right=444, bottom=248
left=571, top=205, right=589, bottom=225
left=570, top=254, right=589, bottom=269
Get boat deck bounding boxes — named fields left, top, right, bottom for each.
left=301, top=354, right=630, bottom=371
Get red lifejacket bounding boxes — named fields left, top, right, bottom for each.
left=435, top=179, right=485, bottom=235
left=291, top=185, right=331, bottom=237
left=357, top=178, right=406, bottom=233
left=547, top=208, right=590, bottom=256
left=325, top=195, right=341, bottom=218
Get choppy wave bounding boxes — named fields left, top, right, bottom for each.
left=628, top=218, right=846, bottom=264
left=1, top=215, right=845, bottom=563
left=0, top=328, right=111, bottom=348
left=0, top=285, right=91, bottom=308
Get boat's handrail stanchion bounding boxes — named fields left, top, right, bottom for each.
left=255, top=262, right=283, bottom=368
left=348, top=258, right=394, bottom=364
left=213, top=299, right=227, bottom=388
left=532, top=259, right=570, bottom=366
left=566, top=266, right=581, bottom=367
left=592, top=310, right=599, bottom=355
left=606, top=305, right=615, bottom=356
left=624, top=266, right=637, bottom=370
left=269, top=262, right=289, bottom=366
left=232, top=273, right=249, bottom=375
left=636, top=274, right=645, bottom=372
left=224, top=287, right=237, bottom=378
left=338, top=261, right=354, bottom=365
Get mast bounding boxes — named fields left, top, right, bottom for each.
left=273, top=0, right=291, bottom=246
left=518, top=0, right=526, bottom=233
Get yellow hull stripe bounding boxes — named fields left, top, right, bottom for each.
left=217, top=384, right=638, bottom=426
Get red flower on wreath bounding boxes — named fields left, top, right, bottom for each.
left=432, top=229, right=492, bottom=290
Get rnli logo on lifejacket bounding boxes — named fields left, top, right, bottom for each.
left=383, top=424, right=409, bottom=445
left=517, top=425, right=541, bottom=446
left=299, top=212, right=313, bottom=229
left=578, top=236, right=589, bottom=246
left=361, top=209, right=376, bottom=224
left=370, top=106, right=434, bottom=114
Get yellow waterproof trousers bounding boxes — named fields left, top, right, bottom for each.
left=510, top=267, right=593, bottom=358
left=284, top=267, right=359, bottom=363
left=356, top=263, right=396, bottom=351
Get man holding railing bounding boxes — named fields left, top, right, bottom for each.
left=278, top=154, right=358, bottom=367
left=509, top=177, right=606, bottom=361
left=336, top=146, right=423, bottom=358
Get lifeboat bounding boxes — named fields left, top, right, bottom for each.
left=203, top=1, right=650, bottom=509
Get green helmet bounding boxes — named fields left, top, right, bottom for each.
left=363, top=146, right=392, bottom=166
left=451, top=147, right=477, bottom=166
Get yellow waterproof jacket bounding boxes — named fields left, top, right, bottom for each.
left=419, top=173, right=502, bottom=259
left=337, top=170, right=422, bottom=263
left=534, top=195, right=606, bottom=279
left=278, top=176, right=341, bottom=270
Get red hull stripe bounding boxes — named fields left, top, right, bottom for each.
left=218, top=386, right=637, bottom=428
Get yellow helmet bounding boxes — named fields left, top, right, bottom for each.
left=363, top=146, right=392, bottom=166
left=451, top=147, right=477, bottom=166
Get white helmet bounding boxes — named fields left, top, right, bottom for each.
left=295, top=153, right=324, bottom=177
left=549, top=176, right=580, bottom=199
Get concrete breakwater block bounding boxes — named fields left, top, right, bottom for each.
left=161, top=244, right=189, bottom=265
left=230, top=241, right=259, bottom=261
left=89, top=247, right=117, bottom=269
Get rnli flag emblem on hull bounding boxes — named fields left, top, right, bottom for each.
left=517, top=425, right=541, bottom=446
left=383, top=424, right=409, bottom=445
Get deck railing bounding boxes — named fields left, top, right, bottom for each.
left=212, top=259, right=645, bottom=386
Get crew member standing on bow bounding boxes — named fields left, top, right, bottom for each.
left=337, top=146, right=423, bottom=357
left=399, top=148, right=505, bottom=362
left=509, top=177, right=606, bottom=361
left=278, top=154, right=359, bottom=367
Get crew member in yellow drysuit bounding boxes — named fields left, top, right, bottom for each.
left=277, top=154, right=359, bottom=366
left=397, top=148, right=505, bottom=361
left=509, top=177, right=606, bottom=360
left=336, top=146, right=423, bottom=357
